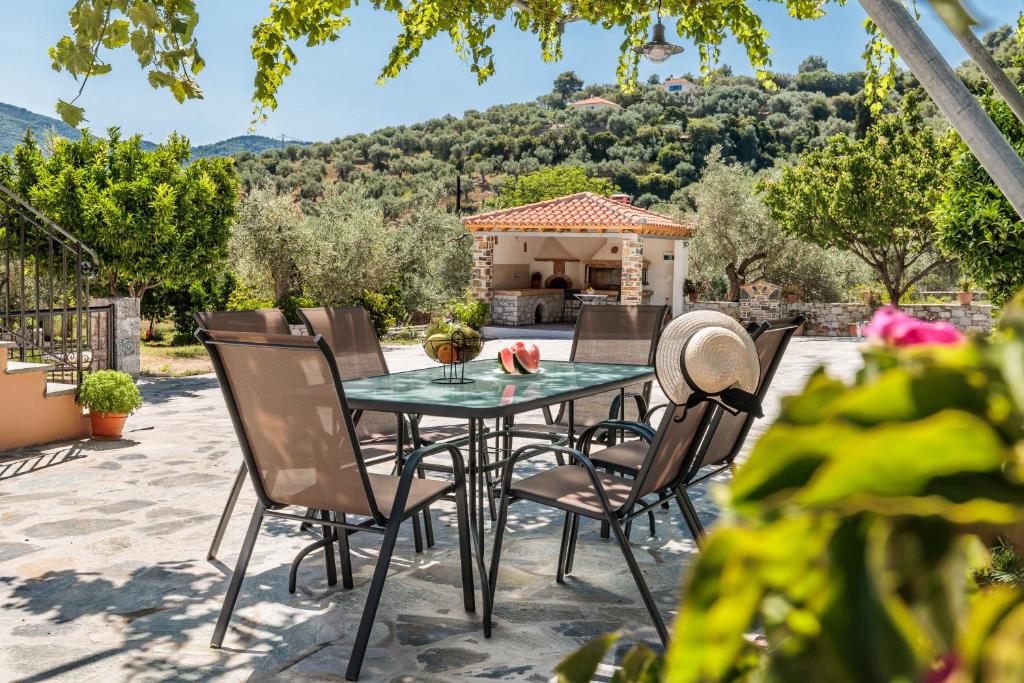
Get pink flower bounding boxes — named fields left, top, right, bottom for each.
left=863, top=306, right=964, bottom=347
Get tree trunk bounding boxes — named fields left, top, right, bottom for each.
left=885, top=282, right=903, bottom=306
left=945, top=21, right=1024, bottom=127
left=858, top=0, right=1024, bottom=221
left=273, top=273, right=291, bottom=302
left=725, top=262, right=741, bottom=301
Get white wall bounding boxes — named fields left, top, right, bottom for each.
left=490, top=234, right=613, bottom=289
left=642, top=238, right=681, bottom=308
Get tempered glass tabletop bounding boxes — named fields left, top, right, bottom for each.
left=342, top=360, right=655, bottom=419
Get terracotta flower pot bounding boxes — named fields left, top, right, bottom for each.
left=958, top=291, right=973, bottom=306
left=861, top=291, right=874, bottom=306
left=90, top=412, right=128, bottom=439
left=786, top=294, right=798, bottom=305
left=848, top=322, right=860, bottom=338
left=688, top=293, right=698, bottom=303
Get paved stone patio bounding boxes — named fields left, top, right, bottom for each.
left=0, top=338, right=861, bottom=682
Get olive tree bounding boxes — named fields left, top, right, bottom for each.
left=687, top=147, right=786, bottom=301
left=231, top=186, right=306, bottom=301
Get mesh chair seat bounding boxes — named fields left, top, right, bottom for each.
left=508, top=422, right=572, bottom=436
left=588, top=439, right=649, bottom=472
left=367, top=474, right=451, bottom=519
left=510, top=466, right=634, bottom=518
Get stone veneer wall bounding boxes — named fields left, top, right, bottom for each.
left=620, top=235, right=644, bottom=305
left=93, top=297, right=141, bottom=377
left=472, top=235, right=495, bottom=303
left=490, top=293, right=565, bottom=326
left=686, top=301, right=994, bottom=336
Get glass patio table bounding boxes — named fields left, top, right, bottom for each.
left=342, top=358, right=655, bottom=637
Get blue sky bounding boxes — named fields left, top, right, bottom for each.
left=0, top=2, right=1018, bottom=145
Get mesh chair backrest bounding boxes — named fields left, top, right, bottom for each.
left=201, top=330, right=379, bottom=519
left=630, top=401, right=714, bottom=501
left=194, top=309, right=291, bottom=335
left=566, top=304, right=668, bottom=426
left=298, top=306, right=399, bottom=442
left=696, top=316, right=803, bottom=469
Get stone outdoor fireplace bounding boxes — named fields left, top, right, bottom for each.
left=462, top=192, right=695, bottom=326
left=543, top=273, right=573, bottom=289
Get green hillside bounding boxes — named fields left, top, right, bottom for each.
left=192, top=135, right=310, bottom=158
left=231, top=60, right=899, bottom=218
left=0, top=103, right=304, bottom=159
left=0, top=102, right=81, bottom=153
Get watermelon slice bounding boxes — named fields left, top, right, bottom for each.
left=498, top=347, right=519, bottom=374
left=513, top=344, right=541, bottom=374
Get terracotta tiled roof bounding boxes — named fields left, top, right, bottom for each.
left=462, top=192, right=694, bottom=238
left=664, top=76, right=695, bottom=86
left=569, top=96, right=620, bottom=108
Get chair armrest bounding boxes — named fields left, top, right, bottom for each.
left=499, top=443, right=619, bottom=511
left=608, top=392, right=649, bottom=422
left=643, top=403, right=669, bottom=425
left=578, top=420, right=656, bottom=452
left=404, top=442, right=466, bottom=484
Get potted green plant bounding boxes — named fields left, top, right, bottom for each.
left=683, top=278, right=701, bottom=303
left=958, top=277, right=974, bottom=306
left=77, top=370, right=143, bottom=439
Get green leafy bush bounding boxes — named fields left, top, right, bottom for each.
left=357, top=284, right=405, bottom=337
left=561, top=294, right=1024, bottom=682
left=159, top=272, right=237, bottom=341
left=448, top=290, right=489, bottom=330
left=78, top=371, right=143, bottom=415
left=226, top=286, right=275, bottom=313
left=935, top=90, right=1024, bottom=305
left=275, top=295, right=315, bottom=325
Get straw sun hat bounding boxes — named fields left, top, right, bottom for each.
left=656, top=311, right=762, bottom=416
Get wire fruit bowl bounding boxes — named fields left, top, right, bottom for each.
left=423, top=329, right=483, bottom=384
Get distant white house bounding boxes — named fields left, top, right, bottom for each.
left=663, top=76, right=696, bottom=94
left=569, top=96, right=621, bottom=111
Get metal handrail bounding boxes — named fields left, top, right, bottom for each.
left=1, top=182, right=105, bottom=385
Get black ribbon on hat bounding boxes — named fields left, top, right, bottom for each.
left=681, top=386, right=763, bottom=418
left=674, top=350, right=763, bottom=421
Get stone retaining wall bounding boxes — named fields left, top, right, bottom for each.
left=686, top=301, right=994, bottom=336
left=491, top=293, right=565, bottom=326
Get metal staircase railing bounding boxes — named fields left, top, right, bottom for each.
left=1, top=183, right=108, bottom=386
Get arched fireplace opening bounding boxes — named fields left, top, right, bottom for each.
left=544, top=274, right=573, bottom=289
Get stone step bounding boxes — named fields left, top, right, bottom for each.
left=0, top=340, right=14, bottom=349
left=45, top=382, right=78, bottom=398
left=5, top=360, right=51, bottom=374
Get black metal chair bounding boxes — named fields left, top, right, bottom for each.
left=199, top=329, right=476, bottom=681
left=487, top=398, right=721, bottom=644
left=589, top=315, right=805, bottom=542
left=513, top=304, right=669, bottom=447
left=561, top=289, right=582, bottom=323
left=194, top=309, right=292, bottom=561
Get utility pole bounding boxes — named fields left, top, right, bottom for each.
left=857, top=0, right=1024, bottom=221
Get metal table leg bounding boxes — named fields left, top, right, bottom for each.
left=467, top=418, right=493, bottom=637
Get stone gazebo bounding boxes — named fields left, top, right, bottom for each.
left=462, top=192, right=695, bottom=326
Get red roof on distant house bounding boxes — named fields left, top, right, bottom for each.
left=664, top=76, right=695, bottom=86
left=462, top=192, right=694, bottom=238
left=569, top=96, right=621, bottom=108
